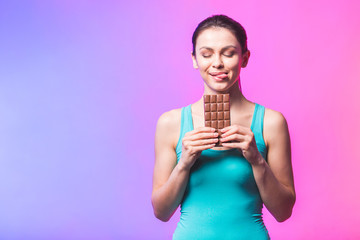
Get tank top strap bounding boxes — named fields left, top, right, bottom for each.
left=176, top=105, right=193, bottom=161
left=251, top=103, right=267, bottom=160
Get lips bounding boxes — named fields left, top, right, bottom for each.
left=209, top=72, right=228, bottom=80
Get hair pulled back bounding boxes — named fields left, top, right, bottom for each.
left=192, top=15, right=248, bottom=55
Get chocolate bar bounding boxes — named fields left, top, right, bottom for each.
left=203, top=94, right=230, bottom=146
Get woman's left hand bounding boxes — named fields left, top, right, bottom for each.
left=220, top=125, right=263, bottom=166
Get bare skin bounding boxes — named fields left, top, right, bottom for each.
left=151, top=27, right=295, bottom=222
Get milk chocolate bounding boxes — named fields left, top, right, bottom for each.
left=203, top=94, right=230, bottom=146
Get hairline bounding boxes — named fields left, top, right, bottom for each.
left=193, top=26, right=247, bottom=54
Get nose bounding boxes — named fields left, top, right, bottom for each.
left=212, top=54, right=224, bottom=68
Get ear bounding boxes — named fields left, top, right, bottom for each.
left=191, top=52, right=199, bottom=69
left=241, top=50, right=250, bottom=68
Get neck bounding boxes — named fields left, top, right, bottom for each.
left=228, top=80, right=243, bottom=99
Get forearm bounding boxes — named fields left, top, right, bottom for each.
left=252, top=157, right=295, bottom=222
left=151, top=161, right=190, bottom=222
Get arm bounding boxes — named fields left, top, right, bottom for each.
left=151, top=110, right=189, bottom=222
left=151, top=110, right=218, bottom=222
left=252, top=109, right=295, bottom=222
left=220, top=109, right=295, bottom=222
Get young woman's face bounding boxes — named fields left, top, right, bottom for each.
left=192, top=27, right=249, bottom=93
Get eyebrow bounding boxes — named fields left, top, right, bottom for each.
left=199, top=45, right=238, bottom=51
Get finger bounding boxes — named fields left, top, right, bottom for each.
left=192, top=143, right=217, bottom=151
left=182, top=138, right=218, bottom=151
left=184, top=128, right=216, bottom=138
left=191, top=137, right=219, bottom=146
left=220, top=125, right=233, bottom=132
left=220, top=133, right=246, bottom=143
left=186, top=131, right=218, bottom=141
left=221, top=142, right=244, bottom=149
left=221, top=125, right=252, bottom=137
left=220, top=126, right=239, bottom=137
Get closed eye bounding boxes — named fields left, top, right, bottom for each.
left=223, top=52, right=235, bottom=57
left=202, top=54, right=212, bottom=58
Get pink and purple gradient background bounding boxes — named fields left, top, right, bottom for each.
left=0, top=0, right=359, bottom=239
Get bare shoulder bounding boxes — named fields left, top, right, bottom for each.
left=157, top=108, right=181, bottom=130
left=263, top=107, right=289, bottom=146
left=156, top=108, right=182, bottom=149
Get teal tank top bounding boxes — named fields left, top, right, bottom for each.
left=173, top=103, right=270, bottom=240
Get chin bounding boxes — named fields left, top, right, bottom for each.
left=208, top=86, right=231, bottom=94
left=209, top=82, right=236, bottom=93
left=203, top=76, right=238, bottom=93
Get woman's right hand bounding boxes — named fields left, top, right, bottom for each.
left=180, top=127, right=219, bottom=170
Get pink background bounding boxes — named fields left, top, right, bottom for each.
left=0, top=0, right=359, bottom=239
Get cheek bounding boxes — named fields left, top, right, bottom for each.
left=225, top=58, right=241, bottom=72
left=197, top=60, right=212, bottom=71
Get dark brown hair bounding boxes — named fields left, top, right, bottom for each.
left=192, top=15, right=248, bottom=55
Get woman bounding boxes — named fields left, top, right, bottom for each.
left=151, top=15, right=295, bottom=239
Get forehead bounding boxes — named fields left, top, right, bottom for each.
left=196, top=27, right=240, bottom=50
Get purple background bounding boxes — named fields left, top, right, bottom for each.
left=1, top=0, right=360, bottom=239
